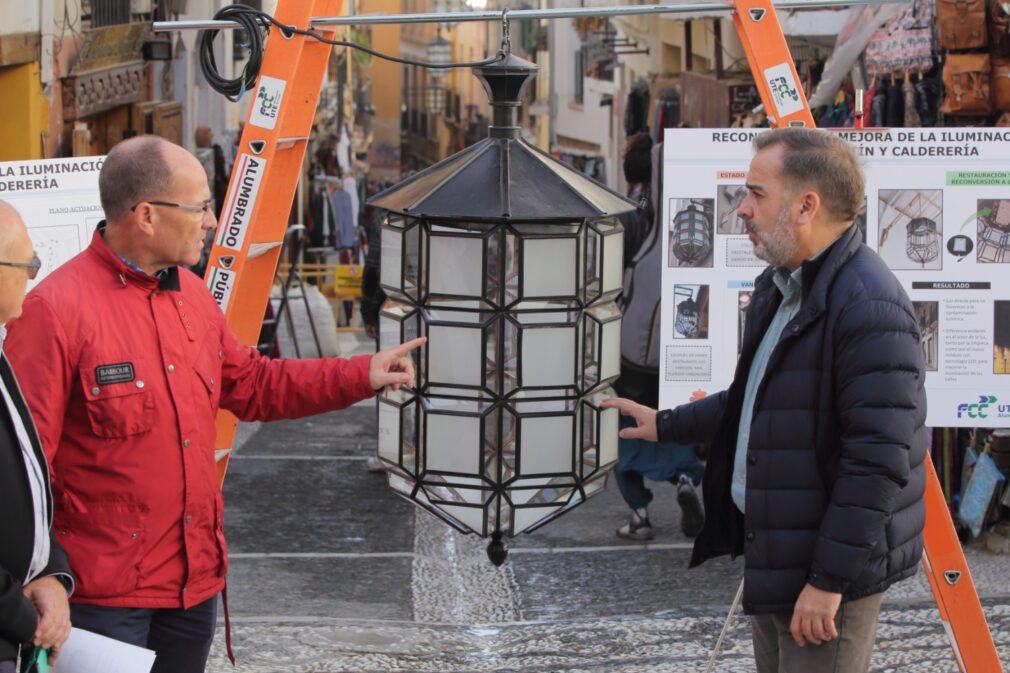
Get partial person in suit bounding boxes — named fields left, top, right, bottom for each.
left=0, top=201, right=73, bottom=671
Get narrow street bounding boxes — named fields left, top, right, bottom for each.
left=205, top=342, right=1010, bottom=673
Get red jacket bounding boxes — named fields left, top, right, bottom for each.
left=6, top=229, right=374, bottom=608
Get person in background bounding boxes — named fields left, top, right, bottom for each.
left=6, top=136, right=424, bottom=673
left=605, top=128, right=926, bottom=673
left=613, top=137, right=705, bottom=541
left=0, top=202, right=73, bottom=671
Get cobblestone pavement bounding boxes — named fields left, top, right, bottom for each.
left=205, top=341, right=1010, bottom=672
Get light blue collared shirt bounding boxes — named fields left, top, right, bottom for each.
left=731, top=266, right=803, bottom=513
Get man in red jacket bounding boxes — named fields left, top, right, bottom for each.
left=5, top=136, right=422, bottom=673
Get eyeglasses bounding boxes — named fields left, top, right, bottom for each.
left=0, top=254, right=41, bottom=280
left=131, top=200, right=215, bottom=215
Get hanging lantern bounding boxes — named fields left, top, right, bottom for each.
left=906, top=217, right=939, bottom=266
left=675, top=297, right=700, bottom=337
left=369, top=53, right=634, bottom=565
left=672, top=203, right=712, bottom=266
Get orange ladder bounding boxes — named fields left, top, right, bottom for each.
left=202, top=0, right=343, bottom=483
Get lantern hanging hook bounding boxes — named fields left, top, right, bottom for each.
left=501, top=8, right=512, bottom=55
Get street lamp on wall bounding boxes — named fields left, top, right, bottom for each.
left=671, top=203, right=712, bottom=266
left=370, top=53, right=634, bottom=565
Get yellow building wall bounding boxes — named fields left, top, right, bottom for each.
left=0, top=62, right=48, bottom=161
left=359, top=0, right=402, bottom=181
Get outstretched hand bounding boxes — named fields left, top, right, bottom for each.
left=369, top=337, right=426, bottom=391
left=600, top=397, right=658, bottom=442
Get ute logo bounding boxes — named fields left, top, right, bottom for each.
left=957, top=395, right=1010, bottom=419
left=249, top=76, right=286, bottom=130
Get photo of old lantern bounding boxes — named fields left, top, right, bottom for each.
left=906, top=217, right=940, bottom=266
left=369, top=52, right=635, bottom=565
left=671, top=202, right=713, bottom=266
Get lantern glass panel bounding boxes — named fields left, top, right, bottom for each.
left=403, top=222, right=421, bottom=299
left=439, top=504, right=486, bottom=533
left=378, top=397, right=417, bottom=474
left=485, top=229, right=503, bottom=306
left=496, top=406, right=517, bottom=481
left=426, top=412, right=481, bottom=474
left=601, top=318, right=621, bottom=382
left=521, top=237, right=578, bottom=298
left=380, top=226, right=402, bottom=293
left=601, top=228, right=623, bottom=295
left=519, top=415, right=574, bottom=474
left=427, top=323, right=483, bottom=387
left=429, top=233, right=484, bottom=297
left=513, top=503, right=564, bottom=533
left=521, top=325, right=577, bottom=388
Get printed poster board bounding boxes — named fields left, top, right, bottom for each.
left=660, top=128, right=1010, bottom=427
left=0, top=157, right=105, bottom=290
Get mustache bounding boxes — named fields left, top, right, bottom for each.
left=739, top=215, right=757, bottom=234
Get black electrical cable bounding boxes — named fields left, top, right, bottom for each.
left=198, top=5, right=266, bottom=102
left=197, top=4, right=506, bottom=101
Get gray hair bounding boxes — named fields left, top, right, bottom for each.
left=753, top=128, right=864, bottom=225
left=99, top=135, right=174, bottom=222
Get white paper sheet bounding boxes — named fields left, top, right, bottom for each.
left=52, top=628, right=156, bottom=673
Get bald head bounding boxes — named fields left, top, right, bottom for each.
left=0, top=200, right=35, bottom=324
left=0, top=201, right=28, bottom=259
left=99, top=135, right=198, bottom=223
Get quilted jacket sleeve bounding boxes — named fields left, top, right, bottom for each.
left=656, top=390, right=728, bottom=445
left=808, top=291, right=925, bottom=594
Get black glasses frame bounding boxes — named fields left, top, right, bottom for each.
left=0, top=254, right=41, bottom=280
left=131, top=199, right=214, bottom=214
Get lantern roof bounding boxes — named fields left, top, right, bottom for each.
left=368, top=53, right=635, bottom=221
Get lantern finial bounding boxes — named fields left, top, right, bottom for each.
left=487, top=530, right=508, bottom=566
left=473, top=53, right=538, bottom=139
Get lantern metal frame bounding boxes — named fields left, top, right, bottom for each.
left=906, top=217, right=939, bottom=266
left=369, top=52, right=634, bottom=564
left=671, top=202, right=713, bottom=267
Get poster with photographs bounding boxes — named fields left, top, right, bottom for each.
left=660, top=129, right=1010, bottom=427
left=0, top=157, right=105, bottom=290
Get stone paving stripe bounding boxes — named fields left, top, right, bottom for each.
left=507, top=543, right=696, bottom=553
left=411, top=510, right=522, bottom=624
left=230, top=454, right=369, bottom=460
left=229, top=552, right=414, bottom=559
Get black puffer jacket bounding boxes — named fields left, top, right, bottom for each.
left=657, top=225, right=926, bottom=614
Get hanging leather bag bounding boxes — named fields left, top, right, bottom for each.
left=993, top=57, right=1010, bottom=111
left=941, top=53, right=994, bottom=115
left=992, top=1, right=1010, bottom=56
left=936, top=0, right=987, bottom=50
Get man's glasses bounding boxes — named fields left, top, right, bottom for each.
left=131, top=200, right=215, bottom=215
left=0, top=253, right=41, bottom=280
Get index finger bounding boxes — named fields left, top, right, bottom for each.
left=391, top=336, right=427, bottom=356
left=600, top=397, right=639, bottom=414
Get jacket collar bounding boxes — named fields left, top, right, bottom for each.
left=753, top=223, right=861, bottom=321
left=89, top=223, right=181, bottom=292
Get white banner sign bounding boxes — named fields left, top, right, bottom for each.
left=0, top=157, right=105, bottom=289
left=660, top=128, right=1010, bottom=428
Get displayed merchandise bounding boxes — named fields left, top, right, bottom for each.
left=936, top=0, right=987, bottom=51
left=941, top=53, right=994, bottom=116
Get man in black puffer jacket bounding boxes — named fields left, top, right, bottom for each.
left=604, top=128, right=926, bottom=673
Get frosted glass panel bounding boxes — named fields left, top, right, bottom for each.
left=599, top=407, right=619, bottom=466
left=380, top=228, right=402, bottom=289
left=429, top=235, right=483, bottom=296
left=602, top=233, right=623, bottom=293
left=379, top=315, right=399, bottom=351
left=378, top=402, right=400, bottom=463
left=514, top=504, right=561, bottom=533
left=522, top=327, right=576, bottom=387
left=440, top=504, right=485, bottom=533
left=428, top=325, right=481, bottom=386
left=520, top=416, right=573, bottom=474
left=426, top=414, right=480, bottom=473
left=522, top=238, right=577, bottom=297
left=601, top=318, right=622, bottom=381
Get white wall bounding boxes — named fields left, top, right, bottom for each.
left=2, top=2, right=41, bottom=35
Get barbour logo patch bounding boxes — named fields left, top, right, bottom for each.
left=95, top=363, right=135, bottom=385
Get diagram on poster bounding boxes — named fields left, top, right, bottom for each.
left=0, top=157, right=104, bottom=289
left=660, top=129, right=1010, bottom=427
